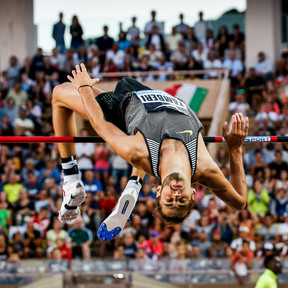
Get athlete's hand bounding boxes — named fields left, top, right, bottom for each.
left=223, top=112, right=249, bottom=150
left=67, top=63, right=99, bottom=91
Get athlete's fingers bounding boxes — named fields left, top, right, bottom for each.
left=231, top=114, right=237, bottom=134
left=72, top=70, right=76, bottom=78
left=80, top=63, right=86, bottom=72
left=67, top=75, right=73, bottom=82
left=245, top=117, right=249, bottom=136
left=75, top=65, right=81, bottom=73
left=222, top=121, right=228, bottom=138
left=91, top=78, right=100, bottom=86
left=239, top=113, right=244, bottom=133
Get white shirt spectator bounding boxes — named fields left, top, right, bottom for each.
left=222, top=58, right=243, bottom=77
left=106, top=50, right=125, bottom=69
left=203, top=58, right=222, bottom=78
left=255, top=111, right=278, bottom=129
left=194, top=21, right=212, bottom=44
left=279, top=222, right=288, bottom=241
left=230, top=238, right=256, bottom=252
left=76, top=143, right=95, bottom=170
left=166, top=34, right=183, bottom=51
left=191, top=49, right=208, bottom=64
left=14, top=118, right=34, bottom=136
left=254, top=59, right=273, bottom=75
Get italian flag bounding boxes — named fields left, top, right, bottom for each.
left=165, top=84, right=208, bottom=113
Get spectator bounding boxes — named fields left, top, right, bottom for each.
left=83, top=170, right=103, bottom=196
left=230, top=226, right=256, bottom=252
left=247, top=179, right=270, bottom=216
left=46, top=218, right=68, bottom=249
left=191, top=43, right=207, bottom=66
left=32, top=206, right=50, bottom=237
left=55, top=238, right=72, bottom=261
left=192, top=230, right=211, bottom=257
left=256, top=213, right=279, bottom=244
left=270, top=188, right=288, bottom=221
left=194, top=11, right=212, bottom=45
left=229, top=24, right=245, bottom=50
left=127, top=17, right=140, bottom=51
left=14, top=188, right=35, bottom=226
left=254, top=52, right=273, bottom=83
left=6, top=56, right=20, bottom=89
left=38, top=159, right=61, bottom=185
left=255, top=254, right=282, bottom=288
left=144, top=10, right=162, bottom=36
left=118, top=31, right=130, bottom=51
left=228, top=90, right=250, bottom=131
left=52, top=12, right=66, bottom=55
left=166, top=27, right=183, bottom=52
left=106, top=42, right=126, bottom=70
left=224, top=41, right=242, bottom=61
left=146, top=25, right=165, bottom=53
left=203, top=50, right=222, bottom=78
left=69, top=15, right=84, bottom=50
left=278, top=213, right=288, bottom=242
left=122, top=231, right=138, bottom=259
left=0, top=234, right=9, bottom=261
left=0, top=192, right=11, bottom=230
left=208, top=229, right=229, bottom=258
left=170, top=39, right=189, bottom=70
left=30, top=48, right=45, bottom=80
left=24, top=171, right=41, bottom=199
left=3, top=173, right=23, bottom=204
left=94, top=143, right=111, bottom=186
left=23, top=221, right=42, bottom=259
left=230, top=240, right=253, bottom=285
left=269, top=150, right=288, bottom=179
left=175, top=13, right=189, bottom=39
left=14, top=105, right=35, bottom=136
left=222, top=51, right=243, bottom=86
left=99, top=187, right=117, bottom=219
left=68, top=216, right=93, bottom=259
left=139, top=183, right=156, bottom=200
left=216, top=26, right=229, bottom=59
left=9, top=231, right=24, bottom=258
left=249, top=149, right=267, bottom=179
left=6, top=81, right=27, bottom=107
left=145, top=230, right=163, bottom=260
left=95, top=25, right=114, bottom=71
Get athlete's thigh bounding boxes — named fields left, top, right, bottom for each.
left=54, top=82, right=104, bottom=119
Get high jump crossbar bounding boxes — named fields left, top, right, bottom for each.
left=0, top=136, right=287, bottom=143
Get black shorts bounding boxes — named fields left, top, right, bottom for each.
left=95, top=77, right=151, bottom=133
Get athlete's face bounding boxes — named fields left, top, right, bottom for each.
left=156, top=172, right=195, bottom=219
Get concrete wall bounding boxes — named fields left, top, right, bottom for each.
left=245, top=0, right=282, bottom=69
left=0, top=0, right=37, bottom=71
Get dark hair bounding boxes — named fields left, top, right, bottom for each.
left=264, top=254, right=277, bottom=268
left=155, top=197, right=195, bottom=224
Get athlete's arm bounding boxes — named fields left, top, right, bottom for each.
left=67, top=64, right=142, bottom=165
left=199, top=113, right=249, bottom=210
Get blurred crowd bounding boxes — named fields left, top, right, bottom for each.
left=0, top=9, right=288, bottom=286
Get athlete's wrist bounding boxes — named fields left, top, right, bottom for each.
left=78, top=84, right=92, bottom=93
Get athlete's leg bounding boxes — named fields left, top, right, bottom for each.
left=52, top=82, right=104, bottom=222
left=97, top=168, right=145, bottom=241
left=52, top=82, right=104, bottom=157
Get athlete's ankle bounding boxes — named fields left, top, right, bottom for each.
left=61, top=155, right=81, bottom=183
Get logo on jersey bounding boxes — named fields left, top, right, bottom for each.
left=134, top=90, right=189, bottom=115
left=176, top=130, right=194, bottom=136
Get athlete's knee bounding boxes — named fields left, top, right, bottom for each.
left=52, top=82, right=72, bottom=107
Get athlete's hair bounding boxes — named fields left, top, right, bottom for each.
left=155, top=196, right=195, bottom=224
